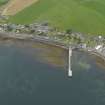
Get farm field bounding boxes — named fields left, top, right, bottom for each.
left=7, top=0, right=105, bottom=35
left=2, top=0, right=38, bottom=15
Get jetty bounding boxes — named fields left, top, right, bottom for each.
left=68, top=47, right=72, bottom=77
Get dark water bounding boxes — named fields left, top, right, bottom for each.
left=0, top=40, right=105, bottom=105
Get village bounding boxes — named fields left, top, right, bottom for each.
left=0, top=21, right=105, bottom=59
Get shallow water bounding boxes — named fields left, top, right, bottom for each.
left=0, top=40, right=105, bottom=105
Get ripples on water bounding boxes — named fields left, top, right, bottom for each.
left=0, top=39, right=105, bottom=105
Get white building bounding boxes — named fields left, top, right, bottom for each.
left=95, top=45, right=103, bottom=52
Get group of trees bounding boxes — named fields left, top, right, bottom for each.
left=65, top=29, right=83, bottom=44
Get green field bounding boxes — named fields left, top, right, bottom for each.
left=9, top=0, right=105, bottom=35
left=0, top=0, right=8, bottom=5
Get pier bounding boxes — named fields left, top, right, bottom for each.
left=68, top=47, right=72, bottom=77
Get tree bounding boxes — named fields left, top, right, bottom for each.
left=66, top=29, right=72, bottom=35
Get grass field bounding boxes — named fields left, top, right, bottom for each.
left=0, top=0, right=8, bottom=5
left=9, top=0, right=105, bottom=35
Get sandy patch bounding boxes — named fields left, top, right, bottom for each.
left=2, top=0, right=38, bottom=15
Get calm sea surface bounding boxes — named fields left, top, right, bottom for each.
left=0, top=40, right=105, bottom=105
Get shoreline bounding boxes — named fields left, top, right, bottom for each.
left=88, top=51, right=105, bottom=61
left=0, top=32, right=105, bottom=62
left=0, top=32, right=69, bottom=49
